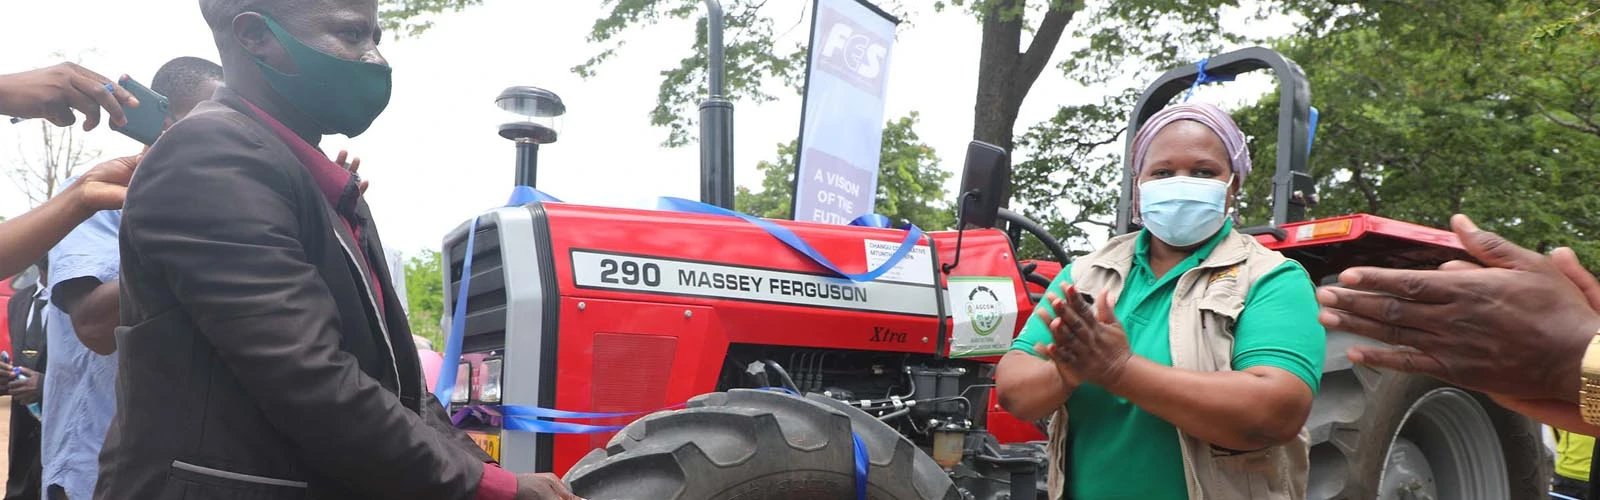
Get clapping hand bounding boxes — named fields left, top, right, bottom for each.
left=1035, top=284, right=1134, bottom=387
left=1317, top=214, right=1600, bottom=403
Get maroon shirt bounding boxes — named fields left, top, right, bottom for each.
left=241, top=100, right=519, bottom=500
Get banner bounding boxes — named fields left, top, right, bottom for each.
left=791, top=0, right=899, bottom=225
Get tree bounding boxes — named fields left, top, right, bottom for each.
left=7, top=122, right=98, bottom=207
left=381, top=0, right=1258, bottom=261
left=736, top=112, right=954, bottom=229
left=405, top=249, right=446, bottom=348
left=379, top=0, right=483, bottom=38
left=1230, top=0, right=1600, bottom=268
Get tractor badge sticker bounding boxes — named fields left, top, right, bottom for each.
left=966, top=286, right=1003, bottom=336
left=947, top=277, right=1018, bottom=358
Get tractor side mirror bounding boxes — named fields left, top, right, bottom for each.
left=956, top=141, right=1010, bottom=229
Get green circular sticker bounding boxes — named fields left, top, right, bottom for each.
left=967, top=285, right=1003, bottom=336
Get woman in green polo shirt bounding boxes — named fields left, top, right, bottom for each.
left=995, top=102, right=1325, bottom=500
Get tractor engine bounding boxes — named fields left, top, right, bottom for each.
left=441, top=200, right=1049, bottom=499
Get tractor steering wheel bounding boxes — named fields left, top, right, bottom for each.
left=996, top=208, right=1072, bottom=305
left=997, top=208, right=1072, bottom=267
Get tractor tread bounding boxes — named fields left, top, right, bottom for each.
left=567, top=389, right=960, bottom=500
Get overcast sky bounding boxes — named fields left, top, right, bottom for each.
left=0, top=1, right=1290, bottom=257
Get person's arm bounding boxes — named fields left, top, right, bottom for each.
left=1103, top=362, right=1311, bottom=450
left=996, top=350, right=1076, bottom=422
left=1487, top=394, right=1600, bottom=435
left=124, top=117, right=486, bottom=499
left=54, top=278, right=119, bottom=355
left=46, top=205, right=122, bottom=356
left=996, top=269, right=1078, bottom=422
left=1044, top=264, right=1322, bottom=451
left=0, top=62, right=138, bottom=129
left=0, top=155, right=136, bottom=278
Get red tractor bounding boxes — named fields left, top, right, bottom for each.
left=439, top=47, right=1547, bottom=499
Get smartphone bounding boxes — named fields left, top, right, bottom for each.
left=110, top=77, right=170, bottom=146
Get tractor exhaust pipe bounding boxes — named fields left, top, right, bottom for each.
left=699, top=0, right=736, bottom=209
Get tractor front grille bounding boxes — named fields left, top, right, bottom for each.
left=446, top=220, right=508, bottom=354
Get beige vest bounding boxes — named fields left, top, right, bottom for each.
left=1043, top=229, right=1310, bottom=500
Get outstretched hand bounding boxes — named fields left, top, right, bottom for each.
left=0, top=63, right=139, bottom=130
left=71, top=154, right=141, bottom=212
left=1317, top=214, right=1600, bottom=403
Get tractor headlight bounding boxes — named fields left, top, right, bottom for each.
left=478, top=357, right=504, bottom=404
left=451, top=362, right=472, bottom=404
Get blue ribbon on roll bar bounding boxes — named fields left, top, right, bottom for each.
left=1182, top=58, right=1237, bottom=102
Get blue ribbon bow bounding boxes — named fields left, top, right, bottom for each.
left=1182, top=58, right=1237, bottom=102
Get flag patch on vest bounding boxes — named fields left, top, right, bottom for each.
left=1209, top=265, right=1240, bottom=285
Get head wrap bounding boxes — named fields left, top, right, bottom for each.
left=1128, top=102, right=1251, bottom=185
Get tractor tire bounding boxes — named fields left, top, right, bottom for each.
left=805, top=394, right=963, bottom=500
left=1306, top=348, right=1549, bottom=500
left=565, top=389, right=961, bottom=500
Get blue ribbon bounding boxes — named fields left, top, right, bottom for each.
left=498, top=403, right=683, bottom=420
left=507, top=185, right=562, bottom=205
left=852, top=432, right=869, bottom=500
left=503, top=418, right=626, bottom=434
left=754, top=387, right=866, bottom=500
left=433, top=186, right=560, bottom=408
left=1182, top=58, right=1236, bottom=102
left=850, top=213, right=892, bottom=229
left=1307, top=106, right=1320, bottom=156
left=433, top=218, right=476, bottom=407
left=656, top=197, right=923, bottom=283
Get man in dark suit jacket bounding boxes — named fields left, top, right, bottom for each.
left=99, top=1, right=577, bottom=499
left=5, top=260, right=47, bottom=500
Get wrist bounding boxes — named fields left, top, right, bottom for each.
left=1568, top=318, right=1600, bottom=405
left=1095, top=353, right=1141, bottom=392
left=59, top=183, right=97, bottom=221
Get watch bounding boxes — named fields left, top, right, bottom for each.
left=1581, top=333, right=1600, bottom=426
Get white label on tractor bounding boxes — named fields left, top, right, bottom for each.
left=946, top=277, right=1018, bottom=358
left=571, top=250, right=940, bottom=317
left=863, top=240, right=935, bottom=286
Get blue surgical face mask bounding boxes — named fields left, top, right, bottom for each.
left=1137, top=175, right=1231, bottom=247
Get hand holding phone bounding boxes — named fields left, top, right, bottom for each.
left=109, top=77, right=169, bottom=146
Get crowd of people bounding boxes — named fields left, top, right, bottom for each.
left=1, top=0, right=1600, bottom=499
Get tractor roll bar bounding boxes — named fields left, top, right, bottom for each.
left=1114, top=47, right=1315, bottom=236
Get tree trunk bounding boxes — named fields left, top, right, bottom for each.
left=971, top=0, right=1077, bottom=154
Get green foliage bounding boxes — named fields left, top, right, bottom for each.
left=1009, top=91, right=1132, bottom=259
left=735, top=113, right=954, bottom=229
left=379, top=0, right=483, bottom=38
left=1007, top=0, right=1247, bottom=260
left=1231, top=0, right=1600, bottom=269
left=574, top=0, right=807, bottom=147
left=404, top=249, right=445, bottom=348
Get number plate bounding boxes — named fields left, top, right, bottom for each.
left=467, top=431, right=501, bottom=462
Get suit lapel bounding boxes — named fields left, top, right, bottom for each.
left=320, top=199, right=404, bottom=401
